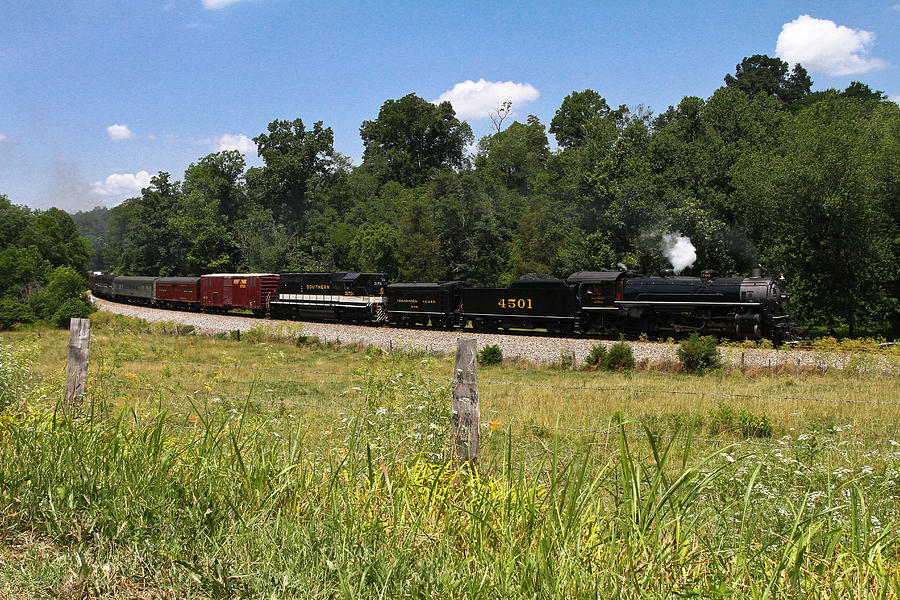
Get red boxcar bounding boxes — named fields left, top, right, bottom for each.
left=155, top=277, right=201, bottom=309
left=200, top=274, right=279, bottom=311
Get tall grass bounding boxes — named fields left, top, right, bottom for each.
left=2, top=353, right=899, bottom=597
left=3, top=326, right=900, bottom=597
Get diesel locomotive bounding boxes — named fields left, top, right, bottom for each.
left=90, top=265, right=797, bottom=343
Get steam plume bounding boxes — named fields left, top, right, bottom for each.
left=660, top=232, right=697, bottom=274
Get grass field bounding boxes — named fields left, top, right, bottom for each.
left=1, top=315, right=899, bottom=598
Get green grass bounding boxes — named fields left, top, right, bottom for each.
left=1, top=322, right=900, bottom=598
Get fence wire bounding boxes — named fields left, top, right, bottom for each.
left=89, top=354, right=900, bottom=407
left=106, top=381, right=896, bottom=457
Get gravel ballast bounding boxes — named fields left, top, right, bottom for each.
left=92, top=298, right=898, bottom=375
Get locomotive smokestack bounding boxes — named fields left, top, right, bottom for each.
left=750, top=264, right=762, bottom=278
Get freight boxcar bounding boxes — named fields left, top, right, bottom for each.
left=385, top=281, right=465, bottom=328
left=200, top=274, right=279, bottom=313
left=460, top=276, right=577, bottom=333
left=112, top=276, right=157, bottom=304
left=271, top=272, right=387, bottom=322
left=155, top=277, right=201, bottom=310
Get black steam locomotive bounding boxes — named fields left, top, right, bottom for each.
left=91, top=266, right=797, bottom=343
left=385, top=266, right=796, bottom=343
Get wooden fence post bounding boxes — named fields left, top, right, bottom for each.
left=64, top=318, right=91, bottom=415
left=451, top=338, right=479, bottom=467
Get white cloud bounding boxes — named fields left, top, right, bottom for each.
left=202, top=0, right=248, bottom=8
left=215, top=133, right=257, bottom=154
left=776, top=15, right=888, bottom=76
left=894, top=3, right=900, bottom=10
left=434, top=79, right=539, bottom=120
left=106, top=124, right=135, bottom=141
left=92, top=171, right=152, bottom=197
left=0, top=133, right=7, bottom=143
left=890, top=94, right=900, bottom=104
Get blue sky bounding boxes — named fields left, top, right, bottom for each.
left=2, top=0, right=898, bottom=212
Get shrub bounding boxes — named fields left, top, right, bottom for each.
left=0, top=298, right=36, bottom=330
left=676, top=334, right=721, bottom=374
left=29, top=266, right=88, bottom=321
left=52, top=297, right=95, bottom=328
left=737, top=409, right=773, bottom=438
left=707, top=403, right=736, bottom=435
left=707, top=402, right=773, bottom=438
left=478, top=344, right=503, bottom=366
left=586, top=344, right=607, bottom=367
left=603, top=340, right=635, bottom=371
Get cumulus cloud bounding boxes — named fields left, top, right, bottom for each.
left=434, top=79, right=539, bottom=120
left=215, top=134, right=257, bottom=154
left=0, top=133, right=8, bottom=143
left=106, top=124, right=135, bottom=141
left=92, top=171, right=152, bottom=197
left=776, top=15, right=888, bottom=76
left=890, top=94, right=900, bottom=104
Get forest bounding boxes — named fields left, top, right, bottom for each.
left=6, top=55, right=900, bottom=336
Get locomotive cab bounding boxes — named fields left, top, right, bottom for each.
left=567, top=271, right=637, bottom=335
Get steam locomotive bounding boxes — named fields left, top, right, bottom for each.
left=90, top=266, right=797, bottom=343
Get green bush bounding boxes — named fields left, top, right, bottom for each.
left=585, top=344, right=607, bottom=367
left=603, top=340, right=635, bottom=371
left=676, top=333, right=722, bottom=374
left=0, top=298, right=36, bottom=330
left=707, top=402, right=773, bottom=438
left=52, top=297, right=95, bottom=328
left=707, top=403, right=736, bottom=435
left=737, top=409, right=773, bottom=438
left=29, top=266, right=88, bottom=320
left=478, top=344, right=503, bottom=366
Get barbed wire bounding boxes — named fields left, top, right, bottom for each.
left=88, top=355, right=900, bottom=407
left=110, top=383, right=895, bottom=457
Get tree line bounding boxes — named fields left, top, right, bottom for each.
left=0, top=197, right=93, bottom=328
left=10, top=54, right=898, bottom=336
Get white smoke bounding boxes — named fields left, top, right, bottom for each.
left=660, top=232, right=697, bottom=274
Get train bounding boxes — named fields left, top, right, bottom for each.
left=90, top=266, right=798, bottom=343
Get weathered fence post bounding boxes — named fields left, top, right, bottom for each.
left=451, top=338, right=479, bottom=467
left=64, top=318, right=91, bottom=415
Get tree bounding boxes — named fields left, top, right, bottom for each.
left=732, top=93, right=897, bottom=335
left=723, top=54, right=811, bottom=104
left=104, top=172, right=185, bottom=275
left=183, top=150, right=248, bottom=224
left=359, top=93, right=473, bottom=187
left=475, top=116, right=550, bottom=193
left=232, top=207, right=298, bottom=272
left=0, top=195, right=93, bottom=329
left=26, top=208, right=91, bottom=272
left=489, top=101, right=512, bottom=133
left=169, top=192, right=233, bottom=275
left=350, top=223, right=399, bottom=279
left=396, top=197, right=445, bottom=280
left=550, top=89, right=622, bottom=149
left=249, top=118, right=335, bottom=226
left=71, top=206, right=111, bottom=270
